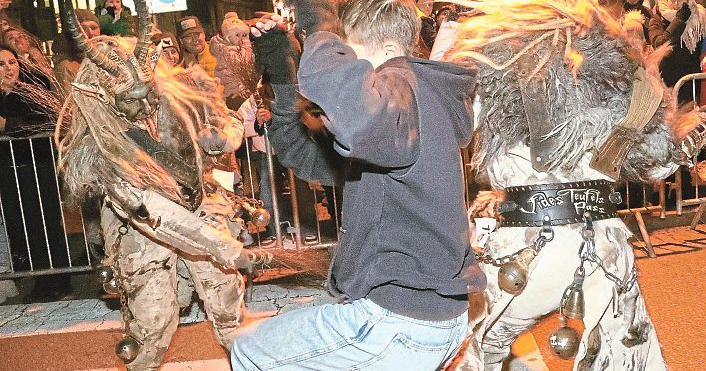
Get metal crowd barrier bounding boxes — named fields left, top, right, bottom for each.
left=0, top=134, right=94, bottom=280
left=615, top=72, right=706, bottom=258
left=0, top=131, right=342, bottom=280
left=5, top=88, right=706, bottom=280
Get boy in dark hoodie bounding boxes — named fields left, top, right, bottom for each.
left=230, top=0, right=486, bottom=369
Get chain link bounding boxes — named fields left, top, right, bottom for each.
left=111, top=223, right=132, bottom=333
left=475, top=218, right=554, bottom=267
left=578, top=218, right=638, bottom=294
left=476, top=214, right=639, bottom=295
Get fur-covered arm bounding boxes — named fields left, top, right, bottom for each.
left=621, top=108, right=706, bottom=182
left=620, top=119, right=682, bottom=182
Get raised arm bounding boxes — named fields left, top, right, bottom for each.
left=298, top=31, right=420, bottom=168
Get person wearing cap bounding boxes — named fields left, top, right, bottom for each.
left=210, top=12, right=254, bottom=108
left=53, top=9, right=102, bottom=94
left=151, top=31, right=181, bottom=68
left=177, top=15, right=217, bottom=78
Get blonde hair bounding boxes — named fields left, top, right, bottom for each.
left=339, top=0, right=421, bottom=55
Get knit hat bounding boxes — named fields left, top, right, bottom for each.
left=75, top=9, right=99, bottom=24
left=151, top=31, right=180, bottom=53
left=176, top=16, right=204, bottom=38
left=220, top=12, right=249, bottom=37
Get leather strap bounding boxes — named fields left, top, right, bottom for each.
left=499, top=180, right=622, bottom=227
left=590, top=67, right=664, bottom=180
left=517, top=53, right=562, bottom=172
left=124, top=127, right=203, bottom=210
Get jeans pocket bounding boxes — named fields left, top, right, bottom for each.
left=353, top=332, right=453, bottom=371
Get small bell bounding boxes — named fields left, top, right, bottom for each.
left=249, top=208, right=271, bottom=228
left=103, top=279, right=121, bottom=295
left=549, top=319, right=580, bottom=360
left=115, top=335, right=140, bottom=363
left=95, top=265, right=114, bottom=284
left=498, top=248, right=536, bottom=295
left=232, top=203, right=245, bottom=219
left=561, top=266, right=586, bottom=319
left=561, top=284, right=585, bottom=319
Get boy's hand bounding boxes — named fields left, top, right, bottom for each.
left=291, top=0, right=338, bottom=36
left=250, top=13, right=299, bottom=84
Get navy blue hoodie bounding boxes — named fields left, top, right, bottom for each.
left=270, top=31, right=486, bottom=321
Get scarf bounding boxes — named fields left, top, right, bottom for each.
left=658, top=0, right=706, bottom=52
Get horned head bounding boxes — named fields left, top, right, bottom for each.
left=64, top=0, right=161, bottom=138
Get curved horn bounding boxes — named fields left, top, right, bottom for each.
left=63, top=0, right=121, bottom=76
left=133, top=0, right=152, bottom=65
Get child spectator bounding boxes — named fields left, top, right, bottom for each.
left=211, top=12, right=255, bottom=109
left=95, top=0, right=136, bottom=36
left=151, top=31, right=182, bottom=68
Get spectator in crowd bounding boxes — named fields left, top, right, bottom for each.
left=177, top=16, right=217, bottom=77
left=95, top=0, right=135, bottom=37
left=0, top=46, right=52, bottom=137
left=0, top=0, right=17, bottom=31
left=0, top=41, right=18, bottom=302
left=53, top=9, right=101, bottom=95
left=211, top=11, right=254, bottom=110
left=1, top=27, right=52, bottom=77
left=151, top=31, right=182, bottom=68
left=0, top=45, right=68, bottom=301
left=236, top=79, right=281, bottom=246
left=650, top=0, right=706, bottom=103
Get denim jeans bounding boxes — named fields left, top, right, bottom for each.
left=231, top=298, right=468, bottom=371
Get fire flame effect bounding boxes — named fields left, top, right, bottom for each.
left=447, top=0, right=633, bottom=79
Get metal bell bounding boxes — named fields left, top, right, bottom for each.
left=498, top=261, right=527, bottom=295
left=561, top=284, right=585, bottom=319
left=549, top=324, right=580, bottom=359
left=232, top=203, right=245, bottom=219
left=115, top=335, right=140, bottom=363
left=95, top=265, right=114, bottom=284
left=102, top=279, right=121, bottom=295
left=498, top=248, right=536, bottom=295
left=249, top=208, right=271, bottom=228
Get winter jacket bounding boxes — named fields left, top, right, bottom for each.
left=649, top=8, right=702, bottom=102
left=97, top=7, right=136, bottom=37
left=0, top=69, right=53, bottom=138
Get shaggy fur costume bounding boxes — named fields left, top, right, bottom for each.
left=55, top=34, right=248, bottom=371
left=444, top=1, right=704, bottom=370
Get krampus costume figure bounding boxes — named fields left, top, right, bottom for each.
left=445, top=1, right=706, bottom=370
left=55, top=1, right=257, bottom=369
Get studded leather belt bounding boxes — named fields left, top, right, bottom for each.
left=498, top=180, right=622, bottom=227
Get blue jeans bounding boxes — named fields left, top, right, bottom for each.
left=230, top=298, right=468, bottom=371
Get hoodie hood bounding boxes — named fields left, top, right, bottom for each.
left=409, top=57, right=477, bottom=147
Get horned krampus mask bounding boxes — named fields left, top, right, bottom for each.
left=64, top=0, right=162, bottom=139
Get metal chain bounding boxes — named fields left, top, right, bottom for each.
left=579, top=218, right=639, bottom=294
left=475, top=217, right=555, bottom=267
left=111, top=223, right=132, bottom=333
